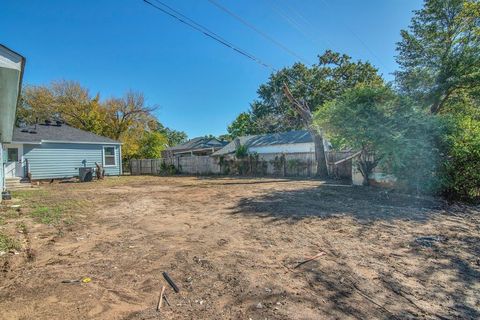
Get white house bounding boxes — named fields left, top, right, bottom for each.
left=212, top=130, right=330, bottom=157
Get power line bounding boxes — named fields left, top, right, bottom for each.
left=265, top=0, right=385, bottom=69
left=142, top=0, right=273, bottom=70
left=263, top=0, right=332, bottom=52
left=317, top=0, right=386, bottom=69
left=276, top=0, right=336, bottom=50
left=142, top=0, right=311, bottom=91
left=207, top=0, right=311, bottom=64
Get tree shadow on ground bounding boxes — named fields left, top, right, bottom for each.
left=232, top=184, right=441, bottom=223
left=404, top=231, right=480, bottom=319
left=195, top=175, right=333, bottom=186
left=231, top=185, right=479, bottom=319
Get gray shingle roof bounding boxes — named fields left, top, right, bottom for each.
left=213, top=130, right=313, bottom=156
left=165, top=137, right=228, bottom=152
left=12, top=124, right=120, bottom=144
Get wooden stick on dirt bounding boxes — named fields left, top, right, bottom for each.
left=156, top=285, right=166, bottom=311
left=163, top=293, right=171, bottom=306
left=294, top=252, right=326, bottom=269
left=163, top=272, right=180, bottom=293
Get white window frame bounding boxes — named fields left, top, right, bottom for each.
left=103, top=146, right=117, bottom=167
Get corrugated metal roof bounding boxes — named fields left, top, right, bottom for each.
left=213, top=130, right=313, bottom=156
left=12, top=124, right=120, bottom=144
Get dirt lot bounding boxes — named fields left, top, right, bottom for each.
left=0, top=176, right=479, bottom=320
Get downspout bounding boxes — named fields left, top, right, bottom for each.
left=1, top=163, right=4, bottom=192
left=1, top=144, right=5, bottom=192
left=119, top=145, right=123, bottom=175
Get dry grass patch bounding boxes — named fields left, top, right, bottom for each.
left=0, top=233, right=20, bottom=252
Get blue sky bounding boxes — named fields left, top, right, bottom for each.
left=1, top=0, right=422, bottom=138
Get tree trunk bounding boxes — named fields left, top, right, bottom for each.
left=309, top=129, right=329, bottom=178
left=358, top=160, right=370, bottom=186
left=430, top=88, right=453, bottom=114
left=356, top=149, right=381, bottom=186
left=282, top=83, right=329, bottom=179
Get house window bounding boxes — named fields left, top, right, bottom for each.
left=103, top=146, right=116, bottom=166
left=7, top=148, right=18, bottom=162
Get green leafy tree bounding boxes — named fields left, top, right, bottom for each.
left=316, top=86, right=441, bottom=192
left=156, top=122, right=188, bottom=147
left=442, top=114, right=480, bottom=201
left=395, top=0, right=480, bottom=114
left=230, top=50, right=383, bottom=177
left=18, top=81, right=176, bottom=163
left=235, top=144, right=249, bottom=158
left=19, top=81, right=107, bottom=135
left=102, top=91, right=156, bottom=141
left=315, top=86, right=396, bottom=185
left=395, top=0, right=480, bottom=200
left=138, top=131, right=168, bottom=159
left=227, top=112, right=255, bottom=138
left=238, top=51, right=383, bottom=134
left=217, top=134, right=232, bottom=142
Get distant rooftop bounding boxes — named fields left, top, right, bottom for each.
left=213, top=130, right=313, bottom=156
left=165, top=137, right=228, bottom=152
left=13, top=123, right=120, bottom=144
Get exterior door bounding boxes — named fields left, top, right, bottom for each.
left=5, top=147, right=22, bottom=178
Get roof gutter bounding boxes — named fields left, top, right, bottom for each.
left=10, top=140, right=122, bottom=145
left=42, top=140, right=123, bottom=145
left=171, top=147, right=222, bottom=154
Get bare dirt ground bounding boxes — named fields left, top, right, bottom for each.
left=0, top=176, right=479, bottom=320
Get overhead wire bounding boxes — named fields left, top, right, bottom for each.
left=317, top=0, right=386, bottom=69
left=142, top=0, right=321, bottom=107
left=206, top=0, right=311, bottom=64
left=265, top=0, right=385, bottom=70
left=263, top=0, right=333, bottom=53
left=142, top=0, right=273, bottom=70
left=141, top=0, right=395, bottom=137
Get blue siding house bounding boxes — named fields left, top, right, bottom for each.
left=3, top=122, right=122, bottom=181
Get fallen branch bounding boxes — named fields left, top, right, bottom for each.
left=163, top=272, right=180, bottom=293
left=333, top=151, right=362, bottom=165
left=156, top=285, right=166, bottom=311
left=163, top=293, right=171, bottom=306
left=61, top=279, right=80, bottom=284
left=294, top=252, right=326, bottom=269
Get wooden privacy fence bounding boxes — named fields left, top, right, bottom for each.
left=130, top=156, right=219, bottom=175
left=130, top=151, right=354, bottom=180
left=179, top=156, right=220, bottom=174
left=326, top=151, right=354, bottom=179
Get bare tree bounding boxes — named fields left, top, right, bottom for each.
left=104, top=91, right=157, bottom=140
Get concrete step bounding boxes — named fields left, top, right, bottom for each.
left=5, top=178, right=32, bottom=190
left=6, top=185, right=32, bottom=191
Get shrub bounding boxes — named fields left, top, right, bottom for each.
left=387, top=105, right=444, bottom=194
left=441, top=116, right=480, bottom=202
left=235, top=144, right=249, bottom=158
left=160, top=162, right=177, bottom=175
